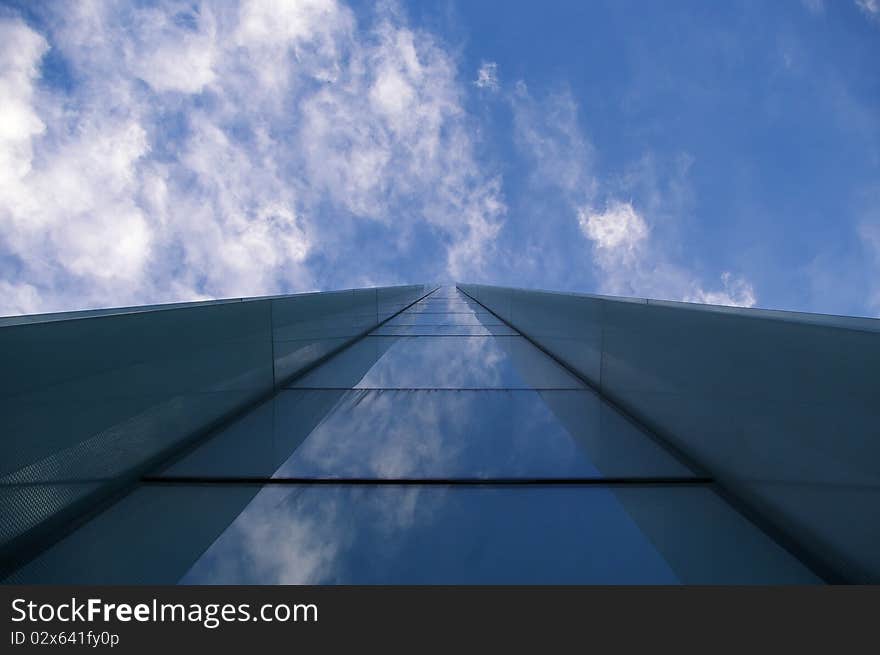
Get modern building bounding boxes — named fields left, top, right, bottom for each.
left=1, top=284, right=877, bottom=584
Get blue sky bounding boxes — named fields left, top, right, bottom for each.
left=0, top=0, right=878, bottom=317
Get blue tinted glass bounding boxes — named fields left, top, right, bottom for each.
left=286, top=336, right=398, bottom=389
left=536, top=390, right=697, bottom=477
left=383, top=312, right=504, bottom=326
left=177, top=484, right=819, bottom=584
left=405, top=301, right=483, bottom=313
left=6, top=484, right=819, bottom=584
left=275, top=389, right=693, bottom=478
left=370, top=325, right=518, bottom=336
left=5, top=285, right=827, bottom=586
left=288, top=337, right=585, bottom=389
left=3, top=484, right=262, bottom=584
left=159, top=390, right=346, bottom=478
left=159, top=390, right=695, bottom=479
left=610, top=486, right=822, bottom=584
left=0, top=285, right=438, bottom=560
left=421, top=289, right=464, bottom=298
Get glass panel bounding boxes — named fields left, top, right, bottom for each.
left=276, top=389, right=694, bottom=478
left=7, top=483, right=819, bottom=584
left=370, top=325, right=518, bottom=336
left=0, top=285, right=434, bottom=560
left=406, top=302, right=483, bottom=312
left=416, top=297, right=476, bottom=306
left=422, top=289, right=464, bottom=298
left=286, top=336, right=398, bottom=389
left=461, top=283, right=880, bottom=581
left=172, top=485, right=818, bottom=584
left=3, top=484, right=262, bottom=584
left=611, top=486, right=822, bottom=584
left=157, top=390, right=696, bottom=479
left=536, top=390, right=696, bottom=478
left=288, top=337, right=585, bottom=389
left=3, top=284, right=824, bottom=586
left=376, top=285, right=436, bottom=317
left=383, top=312, right=504, bottom=326
left=158, top=390, right=347, bottom=479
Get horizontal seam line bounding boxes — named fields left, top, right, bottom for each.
left=141, top=476, right=712, bottom=486
left=283, top=387, right=587, bottom=391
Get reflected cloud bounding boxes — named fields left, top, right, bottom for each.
left=290, top=334, right=582, bottom=389
left=275, top=389, right=610, bottom=479
left=178, top=485, right=682, bottom=584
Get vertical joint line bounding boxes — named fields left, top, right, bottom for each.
left=599, top=301, right=605, bottom=389
left=269, top=300, right=276, bottom=389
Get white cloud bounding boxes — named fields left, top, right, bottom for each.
left=295, top=17, right=504, bottom=276
left=576, top=199, right=755, bottom=307
left=123, top=5, right=219, bottom=94
left=0, top=280, right=42, bottom=316
left=801, top=0, right=825, bottom=15
left=474, top=61, right=499, bottom=91
left=0, top=20, right=48, bottom=205
left=578, top=201, right=649, bottom=256
left=856, top=0, right=879, bottom=17
left=511, top=82, right=595, bottom=197
left=0, top=1, right=504, bottom=315
left=512, top=86, right=755, bottom=307
left=686, top=272, right=756, bottom=308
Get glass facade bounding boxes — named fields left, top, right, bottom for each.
left=3, top=286, right=823, bottom=584
left=461, top=283, right=880, bottom=584
left=0, top=285, right=432, bottom=575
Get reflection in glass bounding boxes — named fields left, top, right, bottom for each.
left=181, top=484, right=678, bottom=584
left=537, top=390, right=696, bottom=477
left=370, top=325, right=518, bottom=336
left=3, top=484, right=263, bottom=584
left=272, top=389, right=695, bottom=479
left=383, top=312, right=504, bottom=326
left=404, top=300, right=484, bottom=313
left=5, top=286, right=824, bottom=585
left=159, top=390, right=346, bottom=478
left=289, top=337, right=584, bottom=389
left=179, top=484, right=818, bottom=584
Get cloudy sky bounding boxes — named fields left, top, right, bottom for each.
left=1, top=0, right=878, bottom=317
